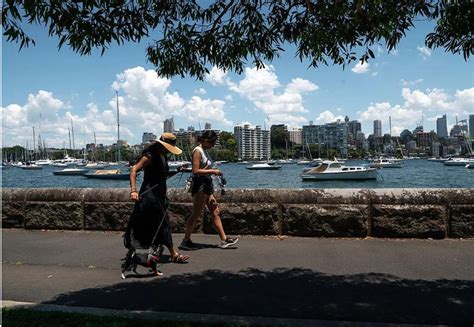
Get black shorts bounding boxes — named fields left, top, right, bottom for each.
left=191, top=175, right=214, bottom=196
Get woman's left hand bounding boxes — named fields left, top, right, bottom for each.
left=130, top=191, right=139, bottom=202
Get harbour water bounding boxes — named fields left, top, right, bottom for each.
left=1, top=160, right=473, bottom=189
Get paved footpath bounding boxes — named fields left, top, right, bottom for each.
left=2, top=229, right=474, bottom=325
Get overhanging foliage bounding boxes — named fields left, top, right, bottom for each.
left=2, top=1, right=472, bottom=79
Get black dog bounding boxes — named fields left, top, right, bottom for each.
left=121, top=247, right=164, bottom=279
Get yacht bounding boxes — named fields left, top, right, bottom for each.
left=35, top=159, right=54, bottom=165
left=369, top=157, right=403, bottom=168
left=443, top=158, right=474, bottom=166
left=83, top=169, right=133, bottom=180
left=20, top=164, right=43, bottom=170
left=246, top=162, right=282, bottom=170
left=53, top=168, right=88, bottom=175
left=302, top=160, right=377, bottom=180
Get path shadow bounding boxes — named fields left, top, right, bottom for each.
left=45, top=268, right=474, bottom=325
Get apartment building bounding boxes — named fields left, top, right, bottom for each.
left=234, top=124, right=270, bottom=160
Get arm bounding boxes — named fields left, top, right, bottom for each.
left=130, top=155, right=151, bottom=201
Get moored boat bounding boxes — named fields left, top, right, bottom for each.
left=302, top=160, right=377, bottom=180
left=369, top=157, right=403, bottom=168
left=443, top=158, right=474, bottom=166
left=246, top=162, right=282, bottom=170
left=53, top=168, right=88, bottom=175
left=20, top=164, right=43, bottom=170
left=83, top=169, right=132, bottom=180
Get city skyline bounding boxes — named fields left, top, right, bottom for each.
left=2, top=20, right=473, bottom=148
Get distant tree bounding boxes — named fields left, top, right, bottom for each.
left=3, top=1, right=471, bottom=79
left=400, top=129, right=414, bottom=144
left=218, top=131, right=236, bottom=152
left=270, top=125, right=289, bottom=149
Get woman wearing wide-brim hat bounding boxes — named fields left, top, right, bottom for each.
left=122, top=132, right=189, bottom=270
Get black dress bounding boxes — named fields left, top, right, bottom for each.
left=123, top=148, right=173, bottom=250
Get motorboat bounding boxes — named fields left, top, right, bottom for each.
left=369, top=157, right=403, bottom=168
left=85, top=162, right=108, bottom=169
left=168, top=161, right=191, bottom=169
left=35, top=159, right=54, bottom=165
left=246, top=162, right=282, bottom=170
left=427, top=157, right=451, bottom=162
left=83, top=169, right=132, bottom=180
left=302, top=160, right=377, bottom=180
left=51, top=162, right=68, bottom=167
left=20, top=164, right=43, bottom=170
left=443, top=158, right=474, bottom=166
left=53, top=168, right=88, bottom=175
left=466, top=163, right=474, bottom=169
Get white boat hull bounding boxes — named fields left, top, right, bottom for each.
left=53, top=169, right=88, bottom=175
left=302, top=169, right=377, bottom=180
left=444, top=160, right=473, bottom=166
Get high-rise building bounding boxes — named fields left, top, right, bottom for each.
left=142, top=132, right=157, bottom=144
left=175, top=130, right=195, bottom=151
left=303, top=121, right=348, bottom=157
left=469, top=114, right=474, bottom=138
left=204, top=122, right=212, bottom=130
left=436, top=114, right=448, bottom=138
left=450, top=125, right=462, bottom=136
left=347, top=120, right=361, bottom=137
left=373, top=120, right=382, bottom=137
left=164, top=117, right=174, bottom=133
left=289, top=128, right=303, bottom=145
left=234, top=124, right=270, bottom=160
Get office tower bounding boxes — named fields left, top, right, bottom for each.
left=374, top=120, right=382, bottom=137
left=234, top=124, right=271, bottom=160
left=164, top=117, right=174, bottom=133
left=204, top=122, right=212, bottom=130
left=142, top=132, right=157, bottom=143
left=436, top=114, right=448, bottom=138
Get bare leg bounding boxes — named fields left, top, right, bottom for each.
left=183, top=192, right=207, bottom=241
left=207, top=194, right=226, bottom=241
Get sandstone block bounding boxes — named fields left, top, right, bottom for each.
left=372, top=204, right=445, bottom=238
left=282, top=204, right=368, bottom=237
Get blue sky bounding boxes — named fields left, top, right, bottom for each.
left=2, top=19, right=473, bottom=149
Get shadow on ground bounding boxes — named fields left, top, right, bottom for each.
left=45, top=268, right=474, bottom=324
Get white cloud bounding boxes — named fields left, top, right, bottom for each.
left=357, top=87, right=474, bottom=135
left=401, top=79, right=424, bottom=87
left=224, top=65, right=318, bottom=127
left=195, top=88, right=206, bottom=95
left=417, top=46, right=432, bottom=60
left=205, top=66, right=229, bottom=86
left=2, top=66, right=232, bottom=147
left=315, top=110, right=345, bottom=125
left=351, top=61, right=370, bottom=74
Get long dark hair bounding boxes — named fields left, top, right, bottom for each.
left=198, top=130, right=218, bottom=142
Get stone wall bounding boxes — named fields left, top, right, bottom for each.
left=2, top=188, right=473, bottom=238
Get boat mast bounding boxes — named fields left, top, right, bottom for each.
left=116, top=91, right=121, bottom=163
left=71, top=119, right=76, bottom=158
left=32, top=126, right=36, bottom=161
left=68, top=128, right=72, bottom=156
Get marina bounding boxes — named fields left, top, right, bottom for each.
left=2, top=159, right=473, bottom=189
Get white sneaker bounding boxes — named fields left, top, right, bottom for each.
left=219, top=236, right=239, bottom=249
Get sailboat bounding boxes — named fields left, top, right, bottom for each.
left=84, top=91, right=132, bottom=180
